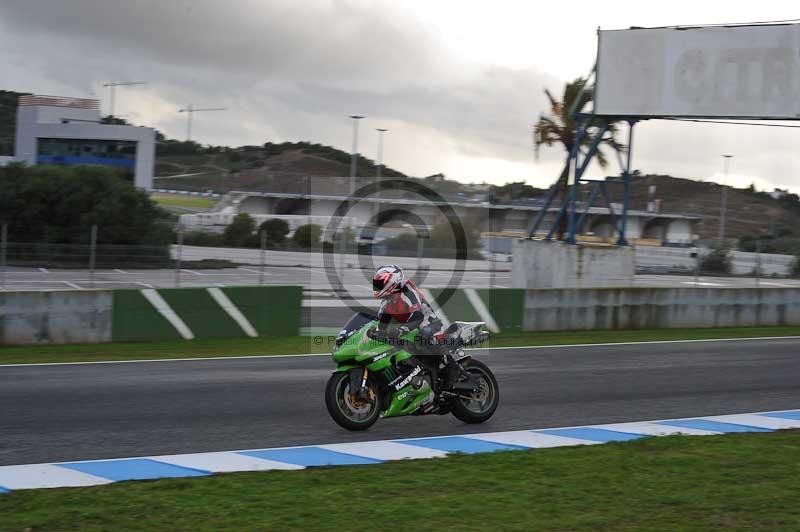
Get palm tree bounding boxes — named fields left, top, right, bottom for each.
left=532, top=77, right=625, bottom=238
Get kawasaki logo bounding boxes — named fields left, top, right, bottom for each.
left=394, top=366, right=421, bottom=391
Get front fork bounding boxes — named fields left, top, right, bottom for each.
left=349, top=367, right=370, bottom=400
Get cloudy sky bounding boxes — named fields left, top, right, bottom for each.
left=2, top=0, right=800, bottom=192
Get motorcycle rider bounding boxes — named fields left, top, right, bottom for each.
left=371, top=264, right=462, bottom=388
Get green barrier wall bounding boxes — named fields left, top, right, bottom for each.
left=112, top=290, right=182, bottom=342
left=429, top=288, right=483, bottom=323
left=476, top=288, right=524, bottom=333
left=112, top=286, right=302, bottom=342
left=426, top=288, right=524, bottom=333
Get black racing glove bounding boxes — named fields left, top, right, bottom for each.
left=368, top=328, right=388, bottom=342
left=394, top=325, right=410, bottom=339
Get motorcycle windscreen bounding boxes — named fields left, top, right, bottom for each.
left=336, top=311, right=379, bottom=345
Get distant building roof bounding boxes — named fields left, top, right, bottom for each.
left=18, top=94, right=100, bottom=110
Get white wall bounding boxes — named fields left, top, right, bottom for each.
left=15, top=104, right=156, bottom=190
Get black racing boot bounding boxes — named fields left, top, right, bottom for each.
left=444, top=358, right=460, bottom=389
left=443, top=353, right=479, bottom=392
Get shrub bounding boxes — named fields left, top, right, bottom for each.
left=331, top=226, right=355, bottom=248
left=427, top=214, right=484, bottom=259
left=260, top=218, right=290, bottom=245
left=223, top=213, right=256, bottom=247
left=182, top=230, right=223, bottom=247
left=293, top=224, right=322, bottom=248
left=699, top=245, right=733, bottom=274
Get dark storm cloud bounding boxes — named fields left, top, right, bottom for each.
left=0, top=0, right=447, bottom=81
left=0, top=0, right=561, bottom=176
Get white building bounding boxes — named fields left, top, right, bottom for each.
left=14, top=94, right=155, bottom=189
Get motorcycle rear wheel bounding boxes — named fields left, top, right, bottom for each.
left=450, top=358, right=499, bottom=424
left=325, top=372, right=381, bottom=431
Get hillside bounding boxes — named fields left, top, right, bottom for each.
left=153, top=141, right=410, bottom=196
left=604, top=173, right=800, bottom=243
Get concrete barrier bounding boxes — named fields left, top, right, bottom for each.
left=522, top=288, right=800, bottom=331
left=422, top=287, right=800, bottom=332
left=3, top=286, right=798, bottom=345
left=512, top=239, right=635, bottom=288
left=0, top=291, right=112, bottom=345
left=0, top=286, right=302, bottom=346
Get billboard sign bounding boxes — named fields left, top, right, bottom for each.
left=595, top=24, right=800, bottom=118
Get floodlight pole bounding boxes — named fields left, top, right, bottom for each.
left=349, top=116, right=365, bottom=197
left=178, top=105, right=228, bottom=142
left=374, top=128, right=388, bottom=219
left=102, top=81, right=148, bottom=118
left=375, top=128, right=387, bottom=180
left=719, top=155, right=733, bottom=242
left=343, top=115, right=365, bottom=260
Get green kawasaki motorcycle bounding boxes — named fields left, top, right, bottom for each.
left=325, top=313, right=499, bottom=430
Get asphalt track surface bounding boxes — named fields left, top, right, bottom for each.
left=2, top=337, right=799, bottom=466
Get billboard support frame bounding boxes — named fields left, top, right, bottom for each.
left=532, top=21, right=800, bottom=247
left=529, top=112, right=637, bottom=246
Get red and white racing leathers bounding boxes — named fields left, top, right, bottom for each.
left=376, top=280, right=443, bottom=338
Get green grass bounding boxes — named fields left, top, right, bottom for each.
left=2, top=431, right=800, bottom=531
left=150, top=194, right=216, bottom=209
left=0, top=326, right=797, bottom=365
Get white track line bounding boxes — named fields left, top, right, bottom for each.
left=479, top=335, right=800, bottom=351
left=206, top=287, right=258, bottom=338
left=464, top=288, right=499, bottom=333
left=421, top=288, right=450, bottom=327
left=2, top=336, right=799, bottom=368
left=140, top=289, right=194, bottom=340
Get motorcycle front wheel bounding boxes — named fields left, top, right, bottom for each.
left=325, top=372, right=381, bottom=431
left=450, top=358, right=499, bottom=424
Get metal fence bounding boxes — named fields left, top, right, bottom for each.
left=3, top=221, right=794, bottom=293
left=0, top=223, right=510, bottom=292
